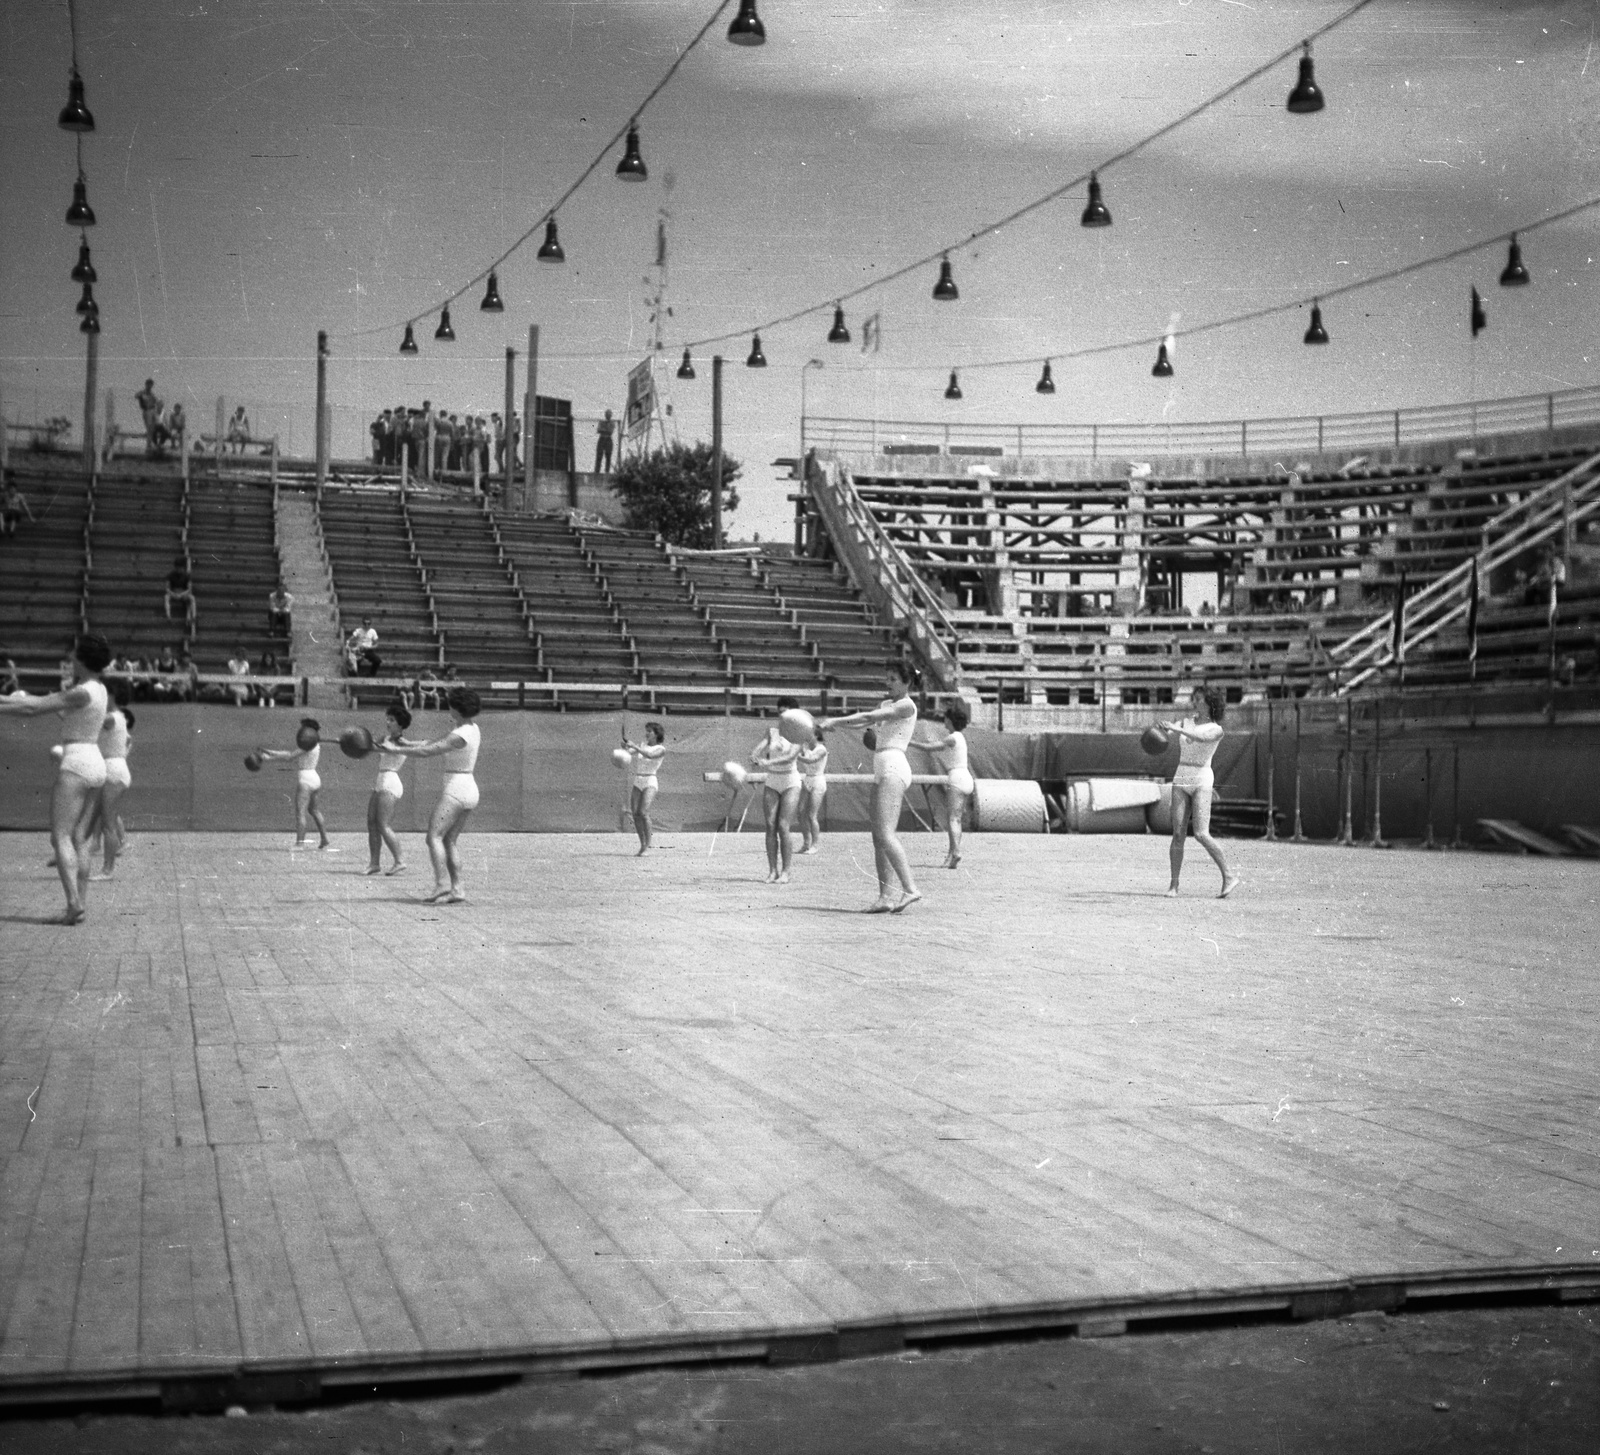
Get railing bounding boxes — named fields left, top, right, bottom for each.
left=804, top=455, right=966, bottom=689
left=1328, top=450, right=1600, bottom=693
left=803, top=384, right=1600, bottom=462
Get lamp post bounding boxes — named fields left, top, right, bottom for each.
left=800, top=358, right=823, bottom=456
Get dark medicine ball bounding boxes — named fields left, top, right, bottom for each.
left=295, top=724, right=320, bottom=752
left=1140, top=724, right=1171, bottom=756
left=244, top=752, right=263, bottom=773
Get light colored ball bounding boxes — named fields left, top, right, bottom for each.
left=50, top=744, right=64, bottom=761
left=611, top=747, right=632, bottom=770
left=721, top=760, right=748, bottom=789
left=778, top=707, right=817, bottom=747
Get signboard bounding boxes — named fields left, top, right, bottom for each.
left=623, top=358, right=655, bottom=441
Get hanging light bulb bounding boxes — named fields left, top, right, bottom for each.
left=1151, top=343, right=1174, bottom=378
left=1286, top=41, right=1325, bottom=113
left=75, top=281, right=98, bottom=317
left=932, top=255, right=959, bottom=301
left=65, top=177, right=95, bottom=227
left=80, top=312, right=101, bottom=335
left=400, top=325, right=419, bottom=354
left=537, top=218, right=565, bottom=262
left=1036, top=361, right=1055, bottom=394
left=677, top=349, right=696, bottom=380
left=1080, top=173, right=1112, bottom=228
left=827, top=306, right=851, bottom=344
left=1470, top=286, right=1487, bottom=337
left=726, top=0, right=766, bottom=46
left=616, top=123, right=648, bottom=182
left=1499, top=233, right=1530, bottom=286
left=1303, top=302, right=1329, bottom=345
left=58, top=70, right=94, bottom=132
left=434, top=306, right=456, bottom=341
left=71, top=236, right=96, bottom=284
left=944, top=370, right=963, bottom=401
left=480, top=272, right=504, bottom=312
left=747, top=333, right=767, bottom=367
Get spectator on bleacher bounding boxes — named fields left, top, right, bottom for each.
left=1, top=657, right=19, bottom=695
left=176, top=648, right=200, bottom=702
left=370, top=410, right=390, bottom=464
left=268, top=584, right=294, bottom=638
left=477, top=416, right=494, bottom=476
left=345, top=617, right=380, bottom=677
left=167, top=402, right=187, bottom=448
left=149, top=644, right=180, bottom=701
left=227, top=646, right=252, bottom=707
left=594, top=410, right=615, bottom=474
left=226, top=406, right=251, bottom=455
left=164, top=556, right=196, bottom=622
left=258, top=648, right=285, bottom=707
left=136, top=379, right=164, bottom=453
left=2, top=478, right=35, bottom=536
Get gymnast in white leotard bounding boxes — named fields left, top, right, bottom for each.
left=382, top=686, right=480, bottom=903
left=1160, top=683, right=1238, bottom=900
left=366, top=703, right=413, bottom=876
left=913, top=698, right=974, bottom=869
left=818, top=661, right=923, bottom=913
left=0, top=631, right=113, bottom=923
left=620, top=720, right=665, bottom=854
left=796, top=732, right=829, bottom=854
left=90, top=690, right=134, bottom=878
left=257, top=718, right=332, bottom=849
left=751, top=698, right=804, bottom=883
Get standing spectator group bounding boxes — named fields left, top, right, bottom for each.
left=370, top=402, right=517, bottom=476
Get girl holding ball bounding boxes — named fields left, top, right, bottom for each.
left=1162, top=684, right=1239, bottom=899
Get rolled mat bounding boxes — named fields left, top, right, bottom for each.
left=1065, top=780, right=1150, bottom=834
left=972, top=779, right=1047, bottom=833
left=1085, top=777, right=1162, bottom=813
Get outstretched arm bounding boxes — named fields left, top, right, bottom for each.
left=384, top=728, right=466, bottom=759
left=820, top=698, right=915, bottom=731
left=0, top=683, right=91, bottom=718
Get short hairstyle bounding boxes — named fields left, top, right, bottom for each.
left=122, top=706, right=136, bottom=730
left=447, top=686, right=481, bottom=719
left=775, top=696, right=799, bottom=712
left=386, top=703, right=412, bottom=730
left=75, top=632, right=112, bottom=673
left=645, top=720, right=665, bottom=744
left=944, top=699, right=971, bottom=731
left=1199, top=684, right=1227, bottom=725
left=300, top=717, right=321, bottom=733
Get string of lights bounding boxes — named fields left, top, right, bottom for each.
left=336, top=0, right=767, bottom=344
left=60, top=0, right=100, bottom=336
left=670, top=0, right=1379, bottom=371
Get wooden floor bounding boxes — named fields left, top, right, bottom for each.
left=1, top=828, right=1596, bottom=1392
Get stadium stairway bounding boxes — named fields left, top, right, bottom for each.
left=0, top=464, right=90, bottom=686
left=275, top=490, right=349, bottom=707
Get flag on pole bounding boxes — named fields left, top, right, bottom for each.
left=1392, top=570, right=1407, bottom=679
left=1466, top=556, right=1480, bottom=680
left=860, top=313, right=881, bottom=353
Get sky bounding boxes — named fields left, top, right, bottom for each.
left=3, top=0, right=1599, bottom=541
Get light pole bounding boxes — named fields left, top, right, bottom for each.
left=800, top=358, right=823, bottom=455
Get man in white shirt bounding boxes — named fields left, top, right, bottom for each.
left=346, top=617, right=380, bottom=676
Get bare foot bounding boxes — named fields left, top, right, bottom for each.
left=89, top=871, right=114, bottom=882
left=1219, top=875, right=1241, bottom=900
left=636, top=845, right=649, bottom=856
left=319, top=843, right=340, bottom=852
left=1164, top=886, right=1180, bottom=898
left=445, top=889, right=468, bottom=904
left=385, top=862, right=406, bottom=876
left=777, top=872, right=790, bottom=884
left=891, top=890, right=923, bottom=914
left=364, top=865, right=382, bottom=876
left=865, top=898, right=895, bottom=914
left=59, top=905, right=86, bottom=925
left=425, top=888, right=452, bottom=904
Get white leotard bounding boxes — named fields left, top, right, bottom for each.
left=872, top=695, right=916, bottom=787
left=1172, top=718, right=1223, bottom=792
left=98, top=709, right=131, bottom=762
left=296, top=742, right=321, bottom=791
left=375, top=745, right=405, bottom=798
left=939, top=730, right=974, bottom=795
left=631, top=743, right=664, bottom=791
left=60, top=679, right=108, bottom=745
left=755, top=731, right=802, bottom=792
left=442, top=720, right=480, bottom=775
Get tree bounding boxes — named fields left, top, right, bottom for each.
left=610, top=440, right=741, bottom=549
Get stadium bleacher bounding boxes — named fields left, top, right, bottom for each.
left=0, top=464, right=90, bottom=686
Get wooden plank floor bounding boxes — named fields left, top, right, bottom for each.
left=1, top=828, right=1596, bottom=1383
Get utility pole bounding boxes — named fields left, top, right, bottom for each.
left=315, top=331, right=329, bottom=494
left=503, top=345, right=516, bottom=502
left=711, top=354, right=724, bottom=550
left=82, top=324, right=99, bottom=475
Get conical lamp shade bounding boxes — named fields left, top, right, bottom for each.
left=746, top=334, right=767, bottom=367
left=944, top=371, right=963, bottom=400
left=66, top=178, right=95, bottom=227
left=1036, top=361, right=1055, bottom=394
left=71, top=238, right=97, bottom=284
left=1303, top=304, right=1329, bottom=345
left=75, top=282, right=98, bottom=317
left=1080, top=174, right=1112, bottom=228
left=1470, top=287, right=1487, bottom=337
left=537, top=218, right=565, bottom=262
left=1152, top=343, right=1174, bottom=378
left=58, top=72, right=94, bottom=132
left=480, top=272, right=504, bottom=312
left=434, top=307, right=455, bottom=341
left=727, top=0, right=766, bottom=46
left=1499, top=236, right=1530, bottom=287
left=400, top=325, right=419, bottom=354
left=677, top=349, right=696, bottom=380
left=932, top=257, right=959, bottom=301
left=827, top=306, right=851, bottom=344
left=80, top=312, right=101, bottom=335
left=1286, top=48, right=1324, bottom=113
left=616, top=124, right=648, bottom=182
